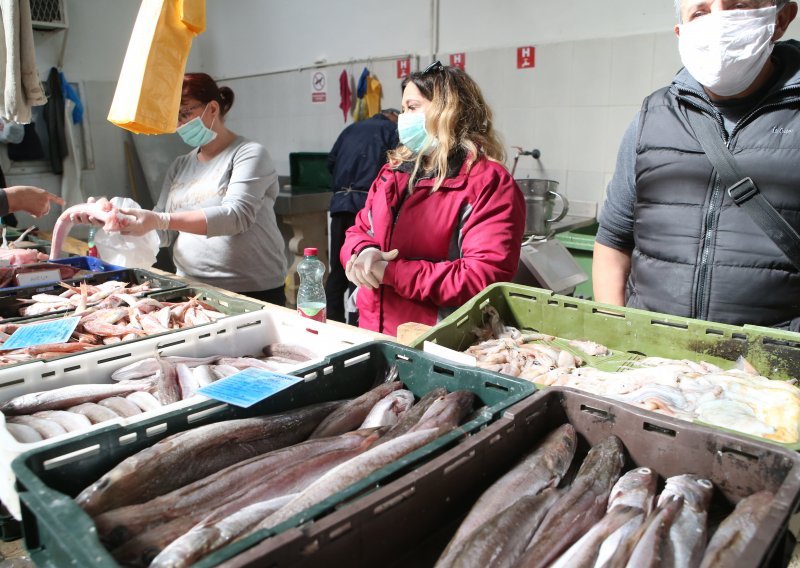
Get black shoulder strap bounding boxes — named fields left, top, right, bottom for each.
left=685, top=108, right=800, bottom=271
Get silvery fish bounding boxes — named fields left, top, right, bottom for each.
left=625, top=495, right=684, bottom=568
left=310, top=381, right=402, bottom=438
left=360, top=389, right=415, bottom=429
left=258, top=427, right=442, bottom=532
left=658, top=474, right=714, bottom=568
left=436, top=424, right=577, bottom=568
left=699, top=490, right=774, bottom=568
left=77, top=401, right=343, bottom=516
left=94, top=428, right=378, bottom=547
left=0, top=382, right=153, bottom=414
left=444, top=488, right=561, bottom=568
left=516, top=435, right=626, bottom=568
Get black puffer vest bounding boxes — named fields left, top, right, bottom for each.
left=629, top=41, right=800, bottom=327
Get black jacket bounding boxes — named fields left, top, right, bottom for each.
left=328, top=113, right=398, bottom=214
left=629, top=40, right=800, bottom=328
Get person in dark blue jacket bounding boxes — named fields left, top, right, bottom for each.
left=326, top=108, right=399, bottom=323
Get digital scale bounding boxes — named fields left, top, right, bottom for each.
left=513, top=237, right=588, bottom=295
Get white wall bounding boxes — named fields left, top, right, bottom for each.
left=7, top=0, right=800, bottom=226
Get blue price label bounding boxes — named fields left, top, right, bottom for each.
left=197, top=368, right=303, bottom=408
left=1, top=317, right=81, bottom=351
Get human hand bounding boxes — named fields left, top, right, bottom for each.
left=117, top=208, right=170, bottom=236
left=69, top=196, right=112, bottom=226
left=345, top=248, right=399, bottom=289
left=5, top=186, right=65, bottom=217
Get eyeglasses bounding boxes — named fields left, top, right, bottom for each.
left=422, top=60, right=444, bottom=75
left=178, top=103, right=204, bottom=123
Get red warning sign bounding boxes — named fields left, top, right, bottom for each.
left=517, top=46, right=535, bottom=69
left=449, top=53, right=465, bottom=70
left=397, top=58, right=411, bottom=78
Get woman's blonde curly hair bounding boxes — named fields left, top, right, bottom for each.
left=389, top=64, right=506, bottom=193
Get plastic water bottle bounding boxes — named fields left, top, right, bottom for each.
left=86, top=226, right=100, bottom=258
left=297, top=247, right=327, bottom=322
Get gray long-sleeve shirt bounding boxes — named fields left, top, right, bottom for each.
left=155, top=136, right=287, bottom=292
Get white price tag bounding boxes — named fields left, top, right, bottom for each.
left=15, top=269, right=61, bottom=287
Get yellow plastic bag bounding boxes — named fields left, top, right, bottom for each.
left=107, top=0, right=205, bottom=134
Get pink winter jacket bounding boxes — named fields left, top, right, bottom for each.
left=342, top=156, right=525, bottom=335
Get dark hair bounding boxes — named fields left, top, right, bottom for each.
left=182, top=73, right=235, bottom=116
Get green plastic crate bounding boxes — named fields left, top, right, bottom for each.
left=412, top=282, right=800, bottom=449
left=12, top=341, right=535, bottom=568
left=554, top=222, right=597, bottom=300
left=288, top=152, right=331, bottom=194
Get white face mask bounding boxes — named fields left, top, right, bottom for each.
left=678, top=6, right=777, bottom=97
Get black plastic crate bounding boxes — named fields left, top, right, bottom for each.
left=224, top=388, right=800, bottom=568
left=11, top=341, right=535, bottom=567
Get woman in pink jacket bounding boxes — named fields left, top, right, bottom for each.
left=342, top=62, right=525, bottom=335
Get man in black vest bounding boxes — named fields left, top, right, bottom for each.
left=595, top=0, right=800, bottom=329
left=325, top=108, right=399, bottom=324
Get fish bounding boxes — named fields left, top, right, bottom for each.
left=360, top=389, right=415, bottom=428
left=176, top=363, right=199, bottom=399
left=408, top=390, right=475, bottom=434
left=68, top=402, right=122, bottom=423
left=154, top=353, right=181, bottom=405
left=148, top=494, right=298, bottom=568
left=193, top=365, right=216, bottom=387
left=7, top=415, right=67, bottom=439
left=551, top=467, right=658, bottom=568
left=0, top=382, right=153, bottom=414
left=549, top=506, right=644, bottom=568
left=49, top=201, right=134, bottom=259
left=125, top=391, right=162, bottom=413
left=569, top=339, right=611, bottom=356
left=381, top=387, right=447, bottom=442
left=94, top=430, right=376, bottom=545
left=442, top=488, right=561, bottom=568
left=262, top=343, right=318, bottom=361
left=111, top=355, right=220, bottom=381
left=593, top=467, right=659, bottom=568
left=110, top=516, right=200, bottom=568
left=658, top=474, right=714, bottom=568
left=258, top=427, right=443, bottom=532
left=699, top=491, right=774, bottom=568
left=309, top=381, right=402, bottom=438
left=76, top=401, right=344, bottom=517
left=95, top=429, right=380, bottom=549
left=516, top=435, right=626, bottom=568
left=31, top=410, right=92, bottom=432
left=98, top=396, right=143, bottom=418
left=607, top=467, right=658, bottom=514
left=436, top=424, right=577, bottom=567
left=625, top=495, right=684, bottom=568
left=6, top=422, right=43, bottom=443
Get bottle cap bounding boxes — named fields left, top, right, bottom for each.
left=303, top=247, right=318, bottom=256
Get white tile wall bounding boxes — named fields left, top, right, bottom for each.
left=191, top=30, right=696, bottom=209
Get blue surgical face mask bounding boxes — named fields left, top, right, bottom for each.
left=398, top=111, right=435, bottom=154
left=176, top=104, right=217, bottom=147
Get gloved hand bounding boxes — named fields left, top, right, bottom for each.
left=117, top=208, right=171, bottom=236
left=345, top=248, right=399, bottom=289
left=5, top=186, right=65, bottom=217
left=69, top=196, right=111, bottom=226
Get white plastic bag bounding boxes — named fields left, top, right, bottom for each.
left=95, top=197, right=160, bottom=268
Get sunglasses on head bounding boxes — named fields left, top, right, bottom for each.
left=422, top=60, right=444, bottom=74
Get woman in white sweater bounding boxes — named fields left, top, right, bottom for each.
left=118, top=73, right=288, bottom=305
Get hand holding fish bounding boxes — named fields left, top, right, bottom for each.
left=346, top=248, right=398, bottom=289
left=69, top=196, right=110, bottom=226
left=116, top=208, right=171, bottom=236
